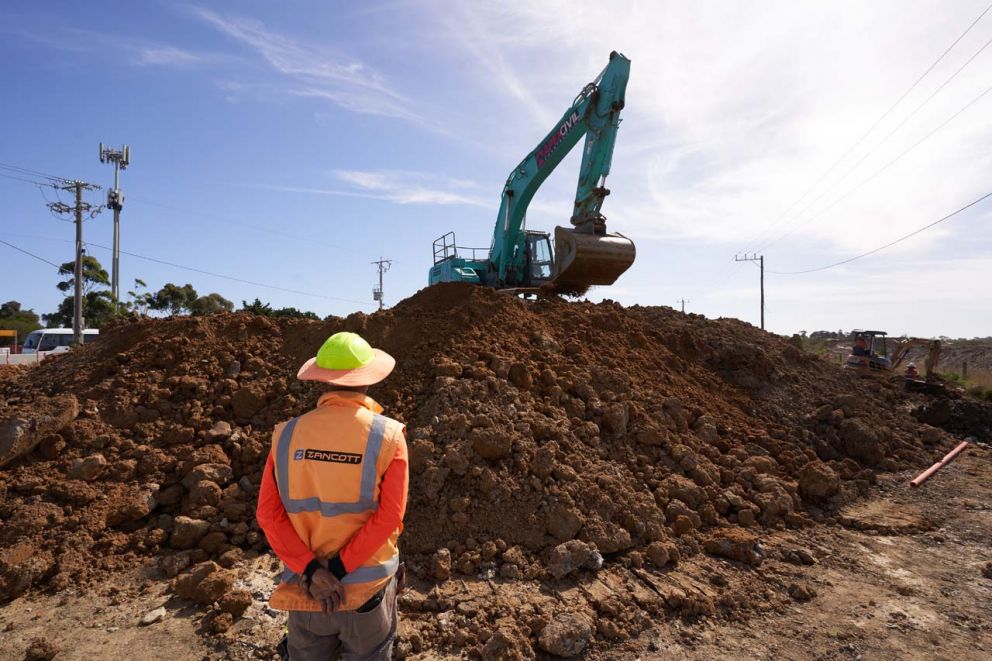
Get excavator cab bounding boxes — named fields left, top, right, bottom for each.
left=526, top=231, right=555, bottom=284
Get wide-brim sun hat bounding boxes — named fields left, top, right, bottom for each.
left=297, top=332, right=395, bottom=386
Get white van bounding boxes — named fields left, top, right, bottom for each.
left=21, top=328, right=99, bottom=354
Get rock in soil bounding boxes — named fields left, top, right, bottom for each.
left=139, top=606, right=167, bottom=626
left=538, top=613, right=593, bottom=657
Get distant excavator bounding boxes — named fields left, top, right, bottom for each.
left=428, top=52, right=636, bottom=295
left=845, top=330, right=943, bottom=390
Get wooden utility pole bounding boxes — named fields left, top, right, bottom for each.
left=72, top=181, right=84, bottom=345
left=48, top=180, right=100, bottom=346
left=371, top=258, right=392, bottom=311
left=735, top=253, right=764, bottom=330
left=677, top=298, right=689, bottom=313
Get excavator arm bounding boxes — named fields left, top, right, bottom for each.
left=488, top=51, right=635, bottom=290
left=891, top=338, right=942, bottom=377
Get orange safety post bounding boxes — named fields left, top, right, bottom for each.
left=910, top=440, right=970, bottom=488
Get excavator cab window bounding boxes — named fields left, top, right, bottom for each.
left=527, top=233, right=554, bottom=282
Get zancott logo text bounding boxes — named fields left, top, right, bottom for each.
left=293, top=448, right=363, bottom=464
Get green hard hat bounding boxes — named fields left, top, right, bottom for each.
left=314, top=332, right=375, bottom=370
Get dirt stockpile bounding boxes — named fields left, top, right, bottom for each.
left=0, top=284, right=956, bottom=653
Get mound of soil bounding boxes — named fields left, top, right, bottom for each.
left=0, top=284, right=956, bottom=654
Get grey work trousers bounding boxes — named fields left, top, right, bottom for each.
left=287, top=578, right=397, bottom=661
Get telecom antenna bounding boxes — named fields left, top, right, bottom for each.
left=99, top=143, right=131, bottom=309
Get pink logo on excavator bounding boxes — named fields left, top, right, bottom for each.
left=536, top=111, right=580, bottom=168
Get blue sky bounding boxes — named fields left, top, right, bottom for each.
left=1, top=1, right=990, bottom=337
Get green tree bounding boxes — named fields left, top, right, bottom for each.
left=150, top=283, right=198, bottom=315
left=241, top=298, right=273, bottom=316
left=240, top=299, right=318, bottom=319
left=189, top=292, right=234, bottom=316
left=46, top=256, right=116, bottom=328
left=272, top=307, right=319, bottom=320
left=56, top=256, right=110, bottom=295
left=0, top=301, right=42, bottom=342
left=126, top=278, right=154, bottom=315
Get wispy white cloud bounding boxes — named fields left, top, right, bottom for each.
left=437, top=4, right=556, bottom=127
left=261, top=170, right=491, bottom=207
left=190, top=6, right=421, bottom=123
left=6, top=24, right=213, bottom=68
left=137, top=45, right=202, bottom=67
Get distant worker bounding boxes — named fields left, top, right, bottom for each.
left=906, top=363, right=920, bottom=379
left=852, top=336, right=871, bottom=357
left=257, top=332, right=408, bottom=661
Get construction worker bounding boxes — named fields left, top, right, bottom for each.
left=852, top=336, right=870, bottom=357
left=906, top=363, right=920, bottom=379
left=257, top=332, right=409, bottom=661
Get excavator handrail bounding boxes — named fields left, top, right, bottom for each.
left=432, top=232, right=487, bottom=265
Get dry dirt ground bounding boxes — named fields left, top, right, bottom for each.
left=2, top=445, right=988, bottom=661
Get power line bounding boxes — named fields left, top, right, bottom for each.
left=82, top=240, right=370, bottom=306
left=737, top=3, right=992, bottom=254
left=752, top=34, right=992, bottom=255
left=0, top=171, right=55, bottom=187
left=0, top=231, right=371, bottom=307
left=0, top=237, right=63, bottom=269
left=3, top=162, right=362, bottom=257
left=760, top=81, right=992, bottom=251
left=768, top=190, right=992, bottom=275
left=128, top=197, right=354, bottom=253
left=0, top=161, right=70, bottom=183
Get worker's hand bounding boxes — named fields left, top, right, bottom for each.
left=308, top=567, right=344, bottom=613
left=396, top=562, right=407, bottom=594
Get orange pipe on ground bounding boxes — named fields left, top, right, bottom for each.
left=910, top=440, right=970, bottom=488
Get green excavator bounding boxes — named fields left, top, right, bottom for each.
left=428, top=51, right=636, bottom=295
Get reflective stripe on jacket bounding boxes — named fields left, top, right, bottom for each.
left=271, top=392, right=404, bottom=611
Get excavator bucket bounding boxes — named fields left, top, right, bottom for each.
left=550, top=226, right=636, bottom=295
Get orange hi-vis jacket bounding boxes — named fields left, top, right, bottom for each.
left=268, top=392, right=406, bottom=611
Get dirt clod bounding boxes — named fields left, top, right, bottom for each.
left=67, top=454, right=107, bottom=481
left=788, top=582, right=817, bottom=602
left=704, top=529, right=764, bottom=567
left=23, top=637, right=58, bottom=661
left=547, top=540, right=603, bottom=579
left=799, top=461, right=840, bottom=501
